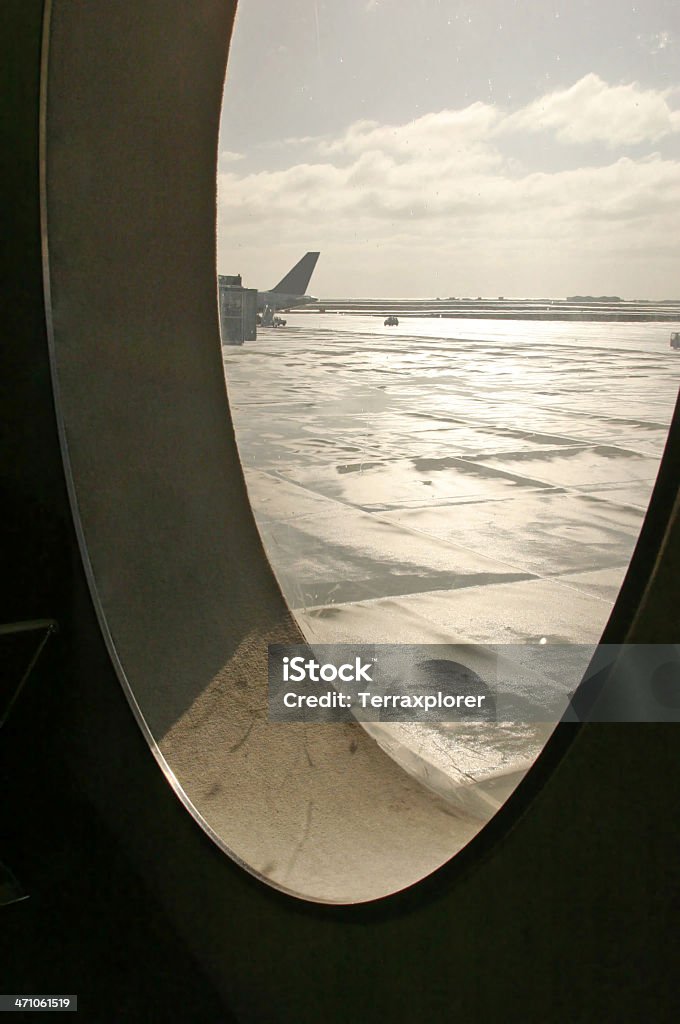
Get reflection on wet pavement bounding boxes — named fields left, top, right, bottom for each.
left=224, top=315, right=679, bottom=810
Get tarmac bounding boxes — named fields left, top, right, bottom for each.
left=224, top=313, right=680, bottom=814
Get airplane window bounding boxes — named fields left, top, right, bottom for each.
left=218, top=3, right=680, bottom=828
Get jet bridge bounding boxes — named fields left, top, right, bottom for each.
left=218, top=273, right=257, bottom=345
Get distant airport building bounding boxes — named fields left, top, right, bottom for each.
left=218, top=274, right=257, bottom=346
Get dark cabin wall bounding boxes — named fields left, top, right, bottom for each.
left=0, top=0, right=71, bottom=626
left=0, top=3, right=234, bottom=1019
left=2, top=2, right=680, bottom=1022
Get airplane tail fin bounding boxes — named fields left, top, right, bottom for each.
left=271, top=252, right=320, bottom=295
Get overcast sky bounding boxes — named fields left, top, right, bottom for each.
left=217, top=0, right=680, bottom=298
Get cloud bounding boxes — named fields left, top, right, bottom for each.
left=217, top=76, right=680, bottom=294
left=501, top=73, right=680, bottom=147
left=320, top=103, right=501, bottom=165
left=219, top=151, right=680, bottom=232
left=218, top=149, right=245, bottom=170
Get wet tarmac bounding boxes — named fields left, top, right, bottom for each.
left=224, top=314, right=680, bottom=811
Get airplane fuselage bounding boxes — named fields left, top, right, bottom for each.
left=256, top=291, right=317, bottom=313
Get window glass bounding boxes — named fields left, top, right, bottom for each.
left=218, top=0, right=680, bottom=809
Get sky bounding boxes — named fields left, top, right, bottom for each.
left=217, top=0, right=680, bottom=298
